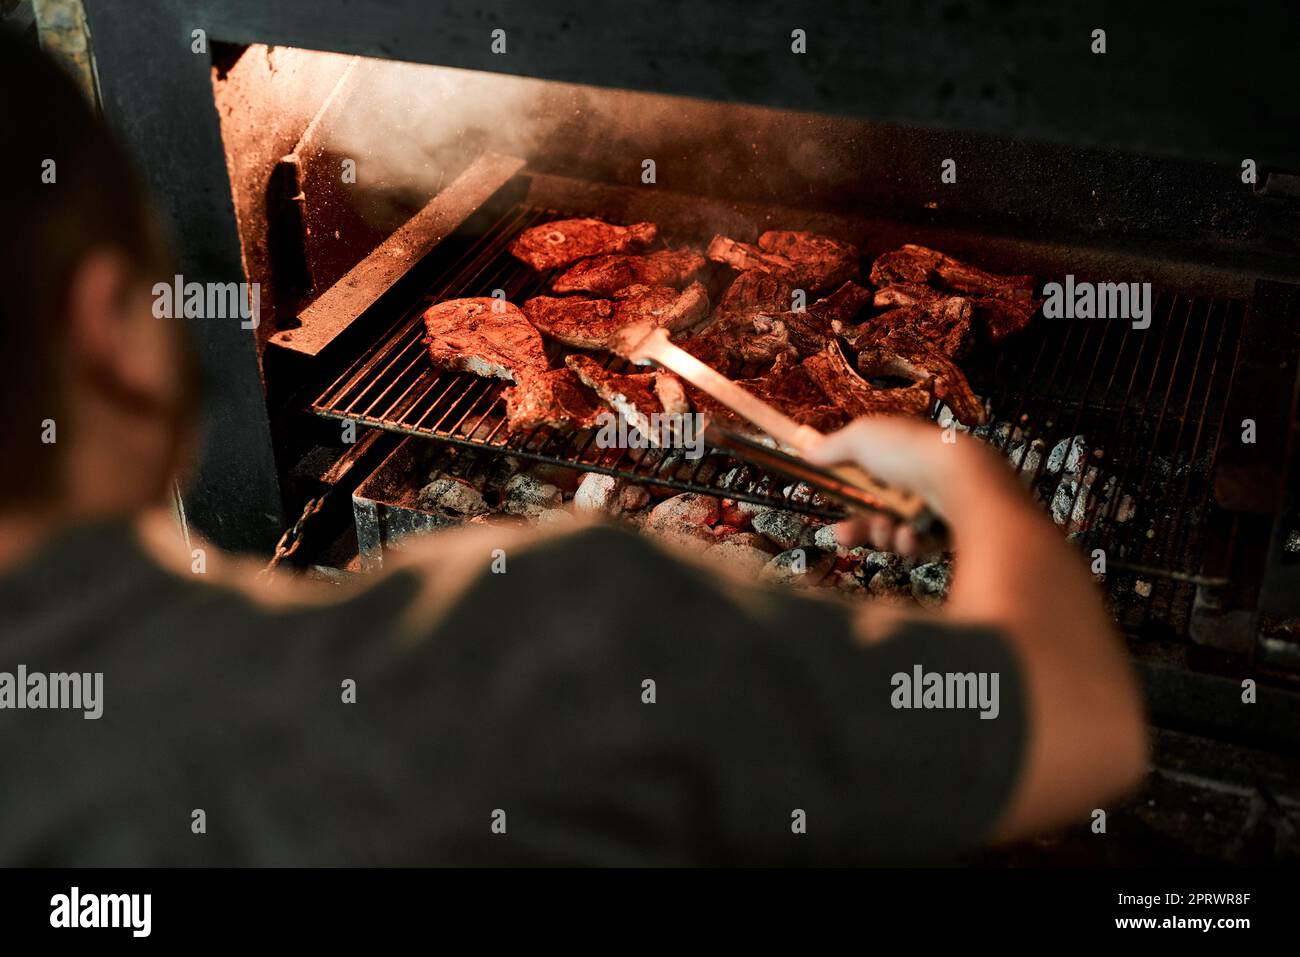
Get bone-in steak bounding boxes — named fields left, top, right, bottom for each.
left=690, top=280, right=873, bottom=365
left=870, top=244, right=1037, bottom=342
left=854, top=288, right=975, bottom=358
left=503, top=368, right=605, bottom=432
left=509, top=217, right=657, bottom=272
left=854, top=328, right=987, bottom=426
left=565, top=354, right=689, bottom=441
left=706, top=230, right=859, bottom=294
left=421, top=298, right=549, bottom=384
left=802, top=340, right=934, bottom=420
left=550, top=249, right=708, bottom=295
left=523, top=282, right=709, bottom=350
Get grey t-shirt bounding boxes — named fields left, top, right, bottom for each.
left=0, top=517, right=1025, bottom=865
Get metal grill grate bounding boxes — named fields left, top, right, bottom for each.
left=310, top=203, right=1248, bottom=620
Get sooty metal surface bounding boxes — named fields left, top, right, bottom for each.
left=310, top=202, right=1248, bottom=628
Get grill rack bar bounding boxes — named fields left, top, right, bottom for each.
left=310, top=202, right=1248, bottom=604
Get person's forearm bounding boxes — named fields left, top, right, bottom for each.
left=937, top=449, right=1147, bottom=838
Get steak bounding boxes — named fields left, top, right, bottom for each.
left=692, top=281, right=873, bottom=365
left=523, top=282, right=709, bottom=350
left=503, top=368, right=605, bottom=432
left=870, top=244, right=1037, bottom=342
left=854, top=328, right=987, bottom=426
left=802, top=340, right=934, bottom=420
left=706, top=230, right=859, bottom=294
left=421, top=298, right=549, bottom=384
left=509, top=217, right=657, bottom=272
left=550, top=249, right=708, bottom=295
left=849, top=291, right=975, bottom=358
left=565, top=354, right=689, bottom=440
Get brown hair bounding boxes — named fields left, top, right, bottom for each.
left=0, top=25, right=172, bottom=504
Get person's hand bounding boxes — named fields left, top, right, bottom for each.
left=804, top=416, right=1020, bottom=557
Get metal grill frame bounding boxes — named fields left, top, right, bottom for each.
left=310, top=201, right=1249, bottom=625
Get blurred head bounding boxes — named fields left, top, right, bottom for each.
left=0, top=26, right=195, bottom=520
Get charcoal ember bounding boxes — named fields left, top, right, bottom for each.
left=751, top=508, right=817, bottom=551
left=417, top=476, right=491, bottom=518
left=502, top=473, right=564, bottom=518
left=619, top=484, right=651, bottom=512
left=813, top=522, right=840, bottom=553
left=1285, top=530, right=1300, bottom=555
left=645, top=493, right=721, bottom=550
left=1047, top=435, right=1087, bottom=474
left=483, top=455, right=523, bottom=489
left=706, top=531, right=779, bottom=576
left=718, top=498, right=753, bottom=529
left=1049, top=467, right=1118, bottom=530
left=909, top=561, right=952, bottom=608
left=785, top=482, right=821, bottom=506
left=1134, top=579, right=1153, bottom=599
left=573, top=473, right=624, bottom=513
left=1007, top=438, right=1046, bottom=479
left=760, top=547, right=835, bottom=586
left=857, top=549, right=911, bottom=590
left=829, top=571, right=868, bottom=597
left=972, top=421, right=1025, bottom=449
left=711, top=524, right=743, bottom=539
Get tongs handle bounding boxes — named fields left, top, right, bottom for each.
left=708, top=425, right=949, bottom=551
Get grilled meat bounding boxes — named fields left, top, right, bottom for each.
left=688, top=353, right=847, bottom=434
left=509, top=217, right=657, bottom=272
left=802, top=340, right=934, bottom=420
left=551, top=249, right=708, bottom=295
left=846, top=295, right=974, bottom=359
left=421, top=298, right=549, bottom=384
left=523, top=282, right=709, bottom=350
left=503, top=368, right=605, bottom=432
left=870, top=244, right=1037, bottom=342
left=694, top=281, right=873, bottom=365
left=854, top=328, right=987, bottom=425
left=706, top=230, right=859, bottom=294
left=565, top=354, right=689, bottom=440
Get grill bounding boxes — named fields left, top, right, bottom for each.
left=309, top=197, right=1249, bottom=630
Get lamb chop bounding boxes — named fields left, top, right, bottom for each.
left=550, top=249, right=708, bottom=295
left=802, top=340, right=934, bottom=420
left=870, top=244, right=1037, bottom=342
left=695, top=280, right=874, bottom=365
left=509, top=217, right=657, bottom=272
left=854, top=328, right=987, bottom=426
left=565, top=354, right=689, bottom=440
left=502, top=368, right=605, bottom=432
left=523, top=282, right=709, bottom=350
left=421, top=298, right=549, bottom=385
left=706, top=230, right=859, bottom=294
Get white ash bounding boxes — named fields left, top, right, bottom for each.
left=751, top=508, right=817, bottom=551
left=417, top=476, right=490, bottom=517
left=573, top=473, right=623, bottom=513
left=502, top=473, right=563, bottom=518
left=1047, top=435, right=1087, bottom=474
left=1285, top=529, right=1300, bottom=555
left=909, top=562, right=952, bottom=608
left=1007, top=438, right=1046, bottom=480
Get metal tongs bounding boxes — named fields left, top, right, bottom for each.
left=614, top=323, right=948, bottom=551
